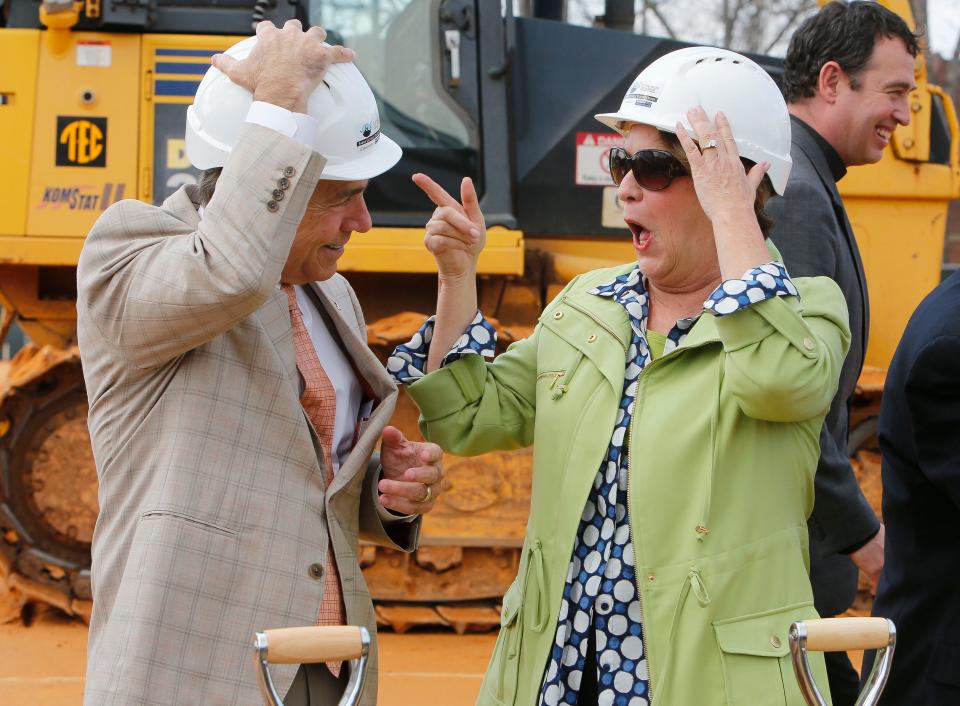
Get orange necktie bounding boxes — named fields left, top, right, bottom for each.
left=283, top=285, right=347, bottom=676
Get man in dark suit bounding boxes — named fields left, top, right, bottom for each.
left=766, top=3, right=919, bottom=703
left=862, top=270, right=960, bottom=704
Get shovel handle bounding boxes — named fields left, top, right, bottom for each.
left=800, top=617, right=894, bottom=652
left=262, top=626, right=365, bottom=664
left=790, top=617, right=896, bottom=706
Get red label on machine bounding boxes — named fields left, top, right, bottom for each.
left=575, top=132, right=624, bottom=186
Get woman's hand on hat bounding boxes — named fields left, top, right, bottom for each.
left=211, top=20, right=356, bottom=114
left=675, top=106, right=769, bottom=232
left=412, top=173, right=486, bottom=281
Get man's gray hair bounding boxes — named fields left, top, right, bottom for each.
left=198, top=168, right=222, bottom=207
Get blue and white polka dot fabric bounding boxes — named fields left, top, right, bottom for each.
left=386, top=261, right=797, bottom=706
left=387, top=311, right=498, bottom=382
left=704, top=262, right=798, bottom=315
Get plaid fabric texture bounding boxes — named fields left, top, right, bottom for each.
left=284, top=285, right=347, bottom=676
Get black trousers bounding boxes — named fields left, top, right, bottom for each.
left=825, top=649, right=861, bottom=706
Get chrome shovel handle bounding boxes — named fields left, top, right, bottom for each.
left=254, top=625, right=371, bottom=706
left=789, top=617, right=896, bottom=706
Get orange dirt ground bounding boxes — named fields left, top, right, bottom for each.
left=0, top=608, right=867, bottom=706
left=0, top=608, right=496, bottom=706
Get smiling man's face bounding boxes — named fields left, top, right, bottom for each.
left=281, top=179, right=371, bottom=284
left=832, top=36, right=916, bottom=166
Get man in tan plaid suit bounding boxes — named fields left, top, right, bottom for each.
left=78, top=22, right=444, bottom=705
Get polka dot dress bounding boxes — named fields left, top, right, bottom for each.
left=386, top=262, right=797, bottom=705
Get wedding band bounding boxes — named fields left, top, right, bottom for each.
left=421, top=484, right=433, bottom=503
left=701, top=138, right=719, bottom=150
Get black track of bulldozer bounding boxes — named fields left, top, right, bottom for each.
left=0, top=356, right=95, bottom=613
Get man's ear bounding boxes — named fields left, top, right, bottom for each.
left=817, top=61, right=844, bottom=104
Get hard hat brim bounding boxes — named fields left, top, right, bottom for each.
left=319, top=133, right=403, bottom=181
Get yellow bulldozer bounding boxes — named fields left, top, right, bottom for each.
left=0, top=0, right=957, bottom=629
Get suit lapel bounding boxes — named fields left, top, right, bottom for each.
left=305, top=280, right=397, bottom=496
left=792, top=129, right=870, bottom=353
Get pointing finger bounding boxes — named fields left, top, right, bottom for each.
left=460, top=177, right=484, bottom=227
left=412, top=173, right=461, bottom=210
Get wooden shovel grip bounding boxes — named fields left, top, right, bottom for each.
left=800, top=618, right=892, bottom=652
left=263, top=626, right=364, bottom=664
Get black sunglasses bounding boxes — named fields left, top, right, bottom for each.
left=608, top=147, right=688, bottom=190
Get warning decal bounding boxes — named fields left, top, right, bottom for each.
left=575, top=132, right=625, bottom=186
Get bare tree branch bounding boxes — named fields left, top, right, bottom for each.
left=645, top=0, right=678, bottom=39
left=762, top=6, right=807, bottom=54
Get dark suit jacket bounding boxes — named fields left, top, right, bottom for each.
left=862, top=271, right=960, bottom=704
left=765, top=116, right=880, bottom=616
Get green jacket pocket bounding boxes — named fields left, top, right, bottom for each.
left=714, top=602, right=825, bottom=706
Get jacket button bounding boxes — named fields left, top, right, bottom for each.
left=587, top=334, right=597, bottom=343
left=553, top=310, right=563, bottom=320
left=647, top=573, right=656, bottom=583
left=802, top=337, right=815, bottom=351
left=266, top=200, right=279, bottom=212
left=309, top=562, right=324, bottom=579
left=283, top=166, right=296, bottom=177
left=278, top=177, right=291, bottom=190
left=770, top=634, right=782, bottom=649
left=272, top=188, right=285, bottom=200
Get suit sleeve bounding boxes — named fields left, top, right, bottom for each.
left=905, top=335, right=960, bottom=509
left=766, top=178, right=840, bottom=279
left=768, top=176, right=879, bottom=551
left=808, top=422, right=880, bottom=553
left=77, top=123, right=326, bottom=369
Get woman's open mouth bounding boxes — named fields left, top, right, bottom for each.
left=628, top=221, right=653, bottom=252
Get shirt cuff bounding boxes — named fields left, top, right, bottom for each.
left=245, top=101, right=318, bottom=149
left=703, top=261, right=799, bottom=316
left=387, top=311, right=497, bottom=385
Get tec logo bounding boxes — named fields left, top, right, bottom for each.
left=56, top=116, right=108, bottom=167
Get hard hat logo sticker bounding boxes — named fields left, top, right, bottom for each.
left=356, top=118, right=381, bottom=150
left=56, top=116, right=108, bottom=167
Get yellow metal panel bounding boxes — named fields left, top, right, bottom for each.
left=0, top=30, right=41, bottom=237
left=26, top=32, right=141, bottom=238
left=339, top=227, right=525, bottom=275
left=845, top=196, right=949, bottom=370
left=0, top=235, right=84, bottom=265
left=139, top=35, right=242, bottom=205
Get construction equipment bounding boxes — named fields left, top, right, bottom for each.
left=1, top=0, right=957, bottom=627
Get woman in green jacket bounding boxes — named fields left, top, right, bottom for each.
left=387, top=47, right=850, bottom=706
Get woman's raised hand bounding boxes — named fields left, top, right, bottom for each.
left=675, top=106, right=769, bottom=230
left=412, top=173, right=486, bottom=280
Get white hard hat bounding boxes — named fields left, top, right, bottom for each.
left=185, top=35, right=401, bottom=180
left=596, top=46, right=792, bottom=194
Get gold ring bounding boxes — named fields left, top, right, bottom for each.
left=422, top=484, right=433, bottom=503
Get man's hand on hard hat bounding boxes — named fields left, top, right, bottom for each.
left=676, top=106, right=772, bottom=280
left=411, top=173, right=486, bottom=283
left=377, top=426, right=447, bottom=516
left=211, top=20, right=355, bottom=114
